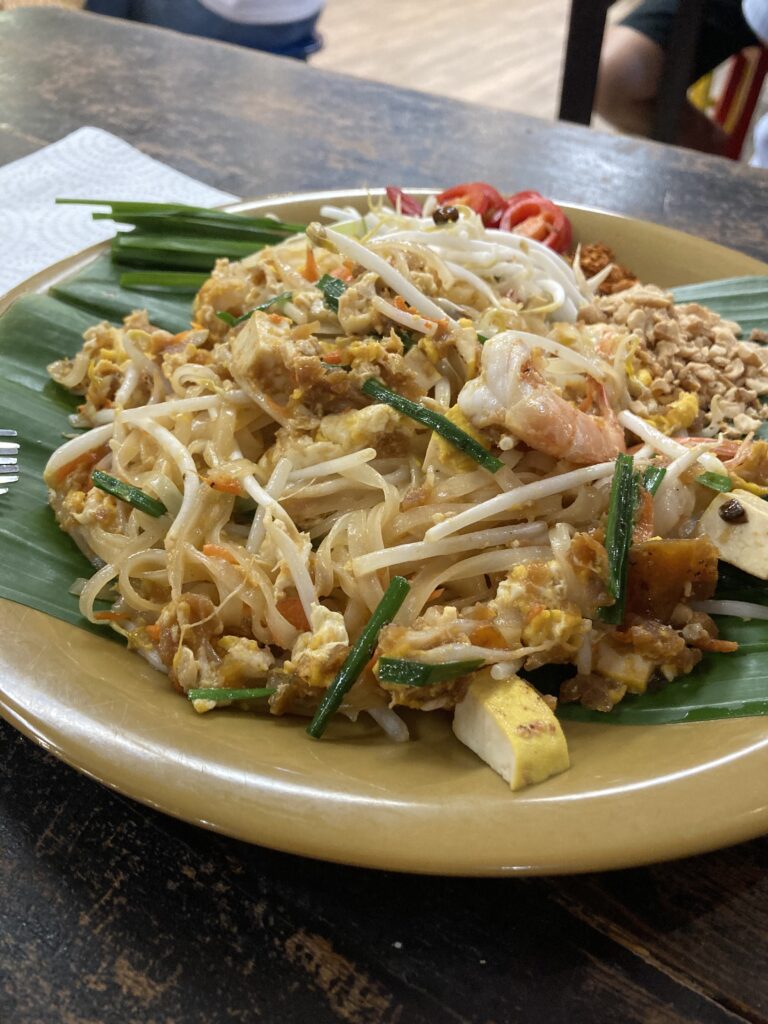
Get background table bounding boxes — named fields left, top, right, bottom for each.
left=1, top=9, right=767, bottom=1023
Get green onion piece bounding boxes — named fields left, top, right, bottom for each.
left=599, top=453, right=637, bottom=625
left=57, top=198, right=305, bottom=234
left=641, top=464, right=667, bottom=495
left=113, top=233, right=262, bottom=258
left=187, top=687, right=276, bottom=702
left=216, top=292, right=293, bottom=326
left=320, top=361, right=352, bottom=371
left=317, top=273, right=347, bottom=312
left=91, top=470, right=167, bottom=517
left=395, top=327, right=415, bottom=351
left=697, top=471, right=733, bottom=493
left=361, top=377, right=503, bottom=474
left=477, top=333, right=488, bottom=344
left=307, top=576, right=410, bottom=739
left=119, top=271, right=209, bottom=291
left=377, top=657, right=485, bottom=686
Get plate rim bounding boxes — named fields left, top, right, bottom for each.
left=1, top=190, right=767, bottom=876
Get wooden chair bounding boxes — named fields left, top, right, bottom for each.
left=713, top=47, right=768, bottom=159
left=558, top=0, right=706, bottom=143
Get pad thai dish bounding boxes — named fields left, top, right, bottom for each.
left=43, top=184, right=768, bottom=791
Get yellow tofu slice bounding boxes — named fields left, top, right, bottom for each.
left=452, top=672, right=570, bottom=790
left=699, top=488, right=768, bottom=579
left=594, top=642, right=655, bottom=694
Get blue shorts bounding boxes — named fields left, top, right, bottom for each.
left=85, top=0, right=322, bottom=59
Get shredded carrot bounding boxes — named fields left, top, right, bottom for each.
left=206, top=475, right=243, bottom=495
left=145, top=624, right=162, bottom=641
left=321, top=350, right=345, bottom=365
left=93, top=610, right=132, bottom=622
left=269, top=312, right=286, bottom=324
left=276, top=596, right=310, bottom=631
left=331, top=262, right=354, bottom=282
left=202, top=543, right=239, bottom=565
left=302, top=245, right=319, bottom=282
left=55, top=446, right=107, bottom=484
left=427, top=588, right=445, bottom=601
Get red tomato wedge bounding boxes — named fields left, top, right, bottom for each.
left=499, top=190, right=572, bottom=252
left=436, top=182, right=506, bottom=226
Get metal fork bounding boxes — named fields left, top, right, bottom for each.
left=0, top=430, right=19, bottom=496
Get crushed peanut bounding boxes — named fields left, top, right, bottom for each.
left=579, top=284, right=768, bottom=437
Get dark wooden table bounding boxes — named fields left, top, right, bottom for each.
left=1, top=9, right=767, bottom=1024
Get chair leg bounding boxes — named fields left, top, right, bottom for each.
left=651, top=0, right=705, bottom=143
left=722, top=49, right=768, bottom=160
left=558, top=0, right=611, bottom=125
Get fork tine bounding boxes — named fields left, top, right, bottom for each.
left=0, top=429, right=17, bottom=437
left=0, top=457, right=18, bottom=467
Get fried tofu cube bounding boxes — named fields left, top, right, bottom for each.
left=699, top=488, right=768, bottom=579
left=452, top=672, right=569, bottom=790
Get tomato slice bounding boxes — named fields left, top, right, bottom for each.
left=499, top=191, right=572, bottom=252
left=386, top=186, right=423, bottom=217
left=436, top=182, right=506, bottom=226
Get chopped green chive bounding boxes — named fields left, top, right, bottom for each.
left=317, top=273, right=347, bottom=312
left=91, top=470, right=167, bottom=517
left=320, top=361, right=352, bottom=371
left=599, top=454, right=637, bottom=625
left=361, top=377, right=502, bottom=473
left=119, top=270, right=209, bottom=291
left=377, top=657, right=485, bottom=686
left=187, top=687, right=276, bottom=702
left=395, top=327, right=416, bottom=351
left=307, top=577, right=410, bottom=738
left=216, top=291, right=293, bottom=326
left=697, top=471, right=733, bottom=493
left=477, top=333, right=488, bottom=344
left=641, top=464, right=667, bottom=495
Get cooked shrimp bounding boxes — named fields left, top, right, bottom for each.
left=457, top=335, right=625, bottom=465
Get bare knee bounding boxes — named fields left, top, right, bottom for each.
left=595, top=25, right=664, bottom=129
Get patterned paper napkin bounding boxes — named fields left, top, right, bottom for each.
left=0, top=126, right=238, bottom=296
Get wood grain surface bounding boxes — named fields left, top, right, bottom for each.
left=0, top=8, right=766, bottom=260
left=0, top=9, right=767, bottom=1024
left=2, top=722, right=766, bottom=1024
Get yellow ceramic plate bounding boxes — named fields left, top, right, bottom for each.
left=1, top=190, right=767, bottom=876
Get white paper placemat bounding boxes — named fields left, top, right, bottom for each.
left=0, top=127, right=238, bottom=296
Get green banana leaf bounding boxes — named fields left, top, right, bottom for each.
left=1, top=255, right=768, bottom=723
left=671, top=275, right=768, bottom=337
left=557, top=620, right=768, bottom=724
left=0, top=294, right=112, bottom=634
left=51, top=253, right=193, bottom=333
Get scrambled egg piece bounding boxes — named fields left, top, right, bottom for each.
left=452, top=671, right=569, bottom=790
left=491, top=562, right=589, bottom=666
left=645, top=392, right=699, bottom=436
left=286, top=603, right=349, bottom=687
left=430, top=405, right=492, bottom=473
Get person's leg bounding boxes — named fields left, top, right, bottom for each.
left=596, top=0, right=759, bottom=154
left=595, top=24, right=665, bottom=136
